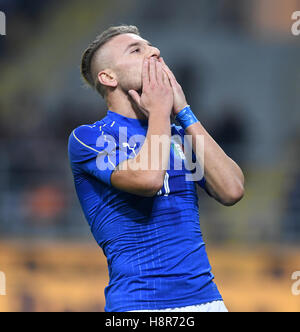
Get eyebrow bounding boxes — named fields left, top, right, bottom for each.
left=124, top=40, right=152, bottom=53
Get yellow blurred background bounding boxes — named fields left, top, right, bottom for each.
left=1, top=241, right=299, bottom=312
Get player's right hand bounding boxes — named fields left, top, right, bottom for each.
left=128, top=57, right=173, bottom=118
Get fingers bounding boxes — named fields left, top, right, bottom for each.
left=159, top=57, right=177, bottom=86
left=151, top=57, right=171, bottom=87
left=143, top=57, right=171, bottom=89
left=149, top=57, right=156, bottom=84
left=162, top=70, right=169, bottom=85
left=128, top=90, right=141, bottom=106
left=142, top=58, right=150, bottom=89
left=159, top=57, right=172, bottom=76
left=156, top=61, right=164, bottom=85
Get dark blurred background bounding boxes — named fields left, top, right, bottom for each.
left=0, top=0, right=300, bottom=312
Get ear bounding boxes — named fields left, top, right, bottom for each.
left=97, top=70, right=118, bottom=88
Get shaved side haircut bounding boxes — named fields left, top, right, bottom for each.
left=81, top=25, right=140, bottom=98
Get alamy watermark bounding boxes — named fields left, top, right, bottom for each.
left=0, top=271, right=6, bottom=295
left=291, top=11, right=300, bottom=36
left=92, top=128, right=205, bottom=182
left=291, top=271, right=300, bottom=296
left=0, top=11, right=6, bottom=36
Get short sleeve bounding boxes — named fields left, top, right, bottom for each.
left=173, top=124, right=206, bottom=190
left=68, top=125, right=132, bottom=187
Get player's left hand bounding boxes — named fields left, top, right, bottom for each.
left=159, top=57, right=188, bottom=116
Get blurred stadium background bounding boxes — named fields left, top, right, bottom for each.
left=0, top=0, right=300, bottom=312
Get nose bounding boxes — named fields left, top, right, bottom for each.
left=148, top=45, right=160, bottom=60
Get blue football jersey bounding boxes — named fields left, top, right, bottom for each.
left=68, top=110, right=222, bottom=312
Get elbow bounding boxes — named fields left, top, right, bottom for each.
left=138, top=176, right=164, bottom=198
left=220, top=183, right=245, bottom=207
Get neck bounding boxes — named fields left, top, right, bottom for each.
left=106, top=89, right=147, bottom=121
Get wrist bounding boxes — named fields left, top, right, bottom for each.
left=175, top=105, right=199, bottom=130
left=148, top=114, right=171, bottom=128
left=173, top=103, right=189, bottom=116
left=148, top=108, right=171, bottom=120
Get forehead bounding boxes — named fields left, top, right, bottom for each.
left=105, top=33, right=148, bottom=53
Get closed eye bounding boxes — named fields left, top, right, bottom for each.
left=131, top=48, right=140, bottom=53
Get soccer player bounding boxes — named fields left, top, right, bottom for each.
left=68, top=25, right=244, bottom=312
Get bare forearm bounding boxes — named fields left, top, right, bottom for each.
left=111, top=113, right=171, bottom=197
left=159, top=58, right=244, bottom=205
left=129, top=112, right=171, bottom=182
left=186, top=121, right=244, bottom=206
